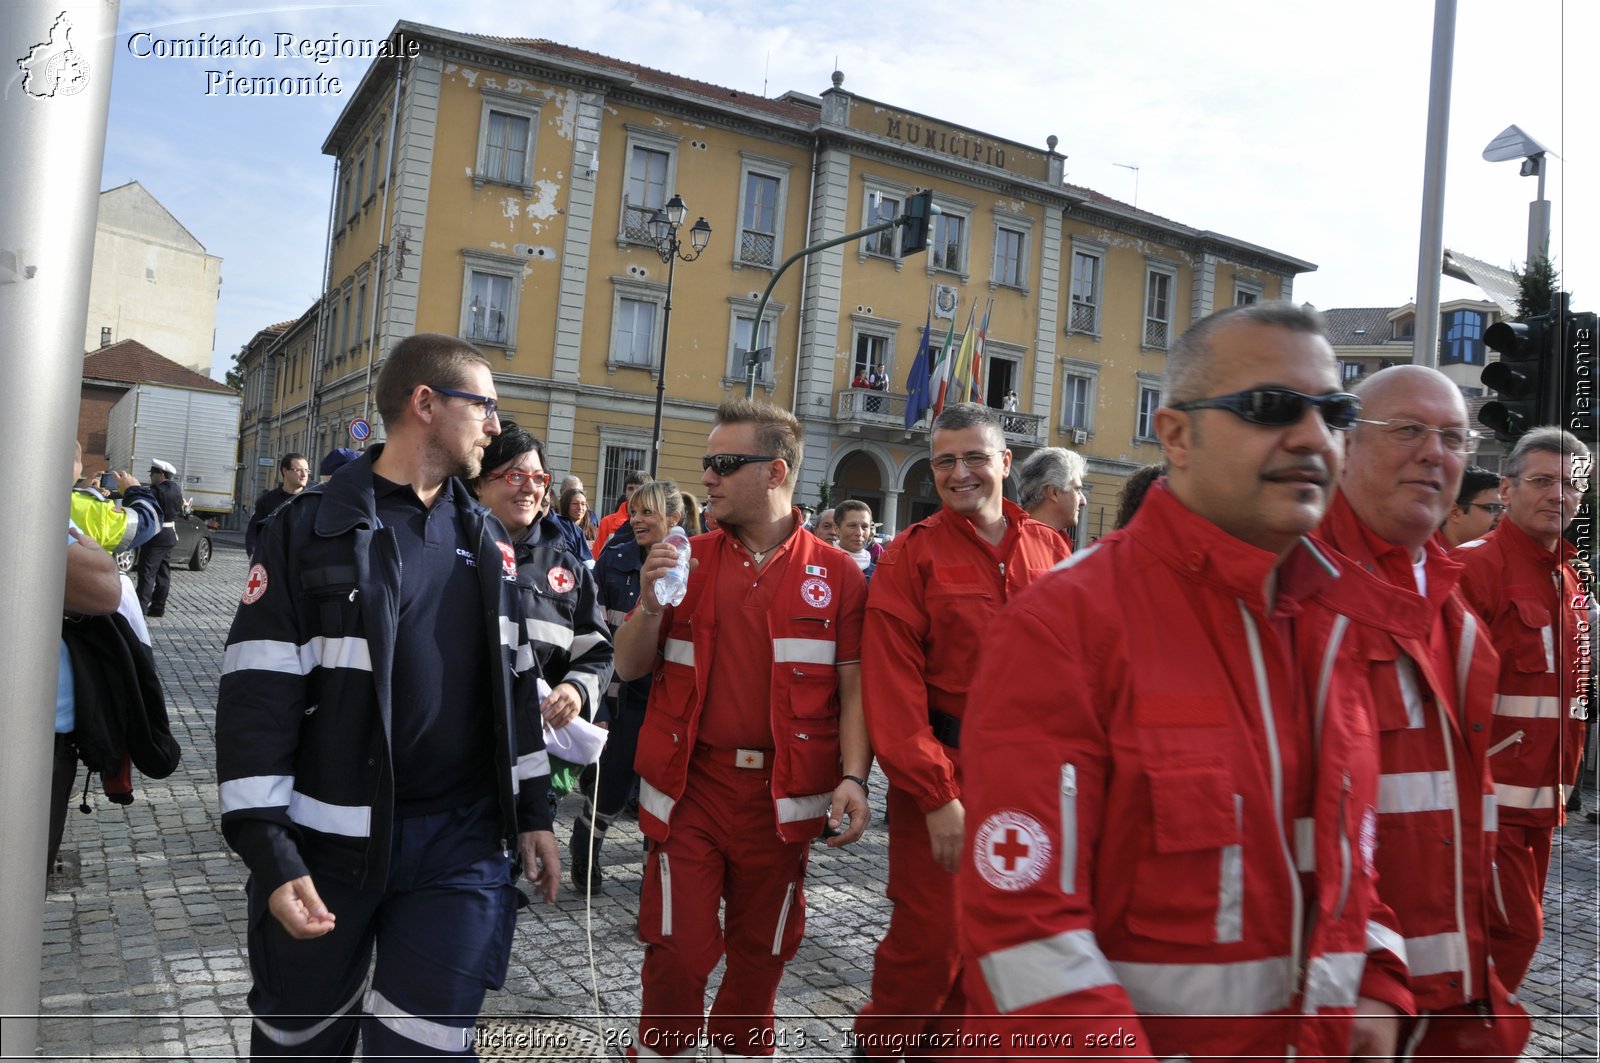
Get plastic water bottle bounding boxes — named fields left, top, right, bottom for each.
left=652, top=525, right=691, bottom=607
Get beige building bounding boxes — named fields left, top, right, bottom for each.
left=85, top=181, right=223, bottom=376
left=253, top=23, right=1313, bottom=538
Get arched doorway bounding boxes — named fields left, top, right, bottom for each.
left=832, top=449, right=886, bottom=520
left=899, top=457, right=940, bottom=531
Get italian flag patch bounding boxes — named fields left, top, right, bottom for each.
left=805, top=564, right=828, bottom=578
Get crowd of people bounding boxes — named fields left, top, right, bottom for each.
left=47, top=298, right=1592, bottom=1061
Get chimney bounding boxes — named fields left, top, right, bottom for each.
left=99, top=327, right=111, bottom=348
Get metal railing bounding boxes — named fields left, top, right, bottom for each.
left=739, top=230, right=775, bottom=267
left=1070, top=301, right=1098, bottom=333
left=836, top=388, right=1046, bottom=443
left=1144, top=319, right=1169, bottom=349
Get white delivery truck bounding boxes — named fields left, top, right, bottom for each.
left=105, top=382, right=242, bottom=517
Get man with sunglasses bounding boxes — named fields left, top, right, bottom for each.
left=1317, top=365, right=1528, bottom=1059
left=217, top=333, right=560, bottom=1060
left=1441, top=466, right=1506, bottom=549
left=852, top=403, right=1069, bottom=1058
left=1454, top=426, right=1592, bottom=992
left=613, top=399, right=871, bottom=1060
left=960, top=303, right=1408, bottom=1060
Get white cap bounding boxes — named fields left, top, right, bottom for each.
left=149, top=459, right=177, bottom=475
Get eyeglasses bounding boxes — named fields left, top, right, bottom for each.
left=702, top=453, right=776, bottom=477
left=428, top=384, right=499, bottom=421
left=930, top=450, right=1001, bottom=472
left=1461, top=501, right=1507, bottom=515
left=1516, top=475, right=1588, bottom=495
left=1169, top=388, right=1362, bottom=431
left=485, top=469, right=550, bottom=489
left=1352, top=418, right=1481, bottom=454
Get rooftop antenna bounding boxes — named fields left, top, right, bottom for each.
left=1113, top=162, right=1140, bottom=208
left=764, top=51, right=770, bottom=96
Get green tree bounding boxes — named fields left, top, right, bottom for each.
left=1511, top=254, right=1559, bottom=320
left=224, top=351, right=244, bottom=391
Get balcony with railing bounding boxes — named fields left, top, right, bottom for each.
left=739, top=230, right=775, bottom=267
left=835, top=388, right=1046, bottom=445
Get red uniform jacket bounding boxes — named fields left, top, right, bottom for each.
left=960, top=484, right=1409, bottom=1060
left=594, top=500, right=630, bottom=555
left=1318, top=493, right=1502, bottom=1012
left=1455, top=519, right=1590, bottom=828
left=634, top=525, right=866, bottom=844
left=865, top=499, right=1070, bottom=810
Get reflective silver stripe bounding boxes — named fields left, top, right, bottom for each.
left=772, top=637, right=836, bottom=665
left=220, top=774, right=293, bottom=814
left=1315, top=613, right=1349, bottom=743
left=499, top=616, right=520, bottom=649
left=1365, top=920, right=1408, bottom=964
left=568, top=672, right=602, bottom=711
left=1495, top=782, right=1558, bottom=809
left=604, top=608, right=629, bottom=627
left=1378, top=771, right=1457, bottom=814
left=1053, top=542, right=1101, bottom=571
left=640, top=778, right=675, bottom=823
left=514, top=750, right=550, bottom=780
left=288, top=791, right=371, bottom=838
left=525, top=618, right=574, bottom=650
left=771, top=882, right=796, bottom=955
left=1404, top=931, right=1466, bottom=977
left=663, top=638, right=694, bottom=667
left=1541, top=625, right=1555, bottom=673
left=570, top=631, right=609, bottom=658
left=1295, top=817, right=1316, bottom=872
left=657, top=851, right=672, bottom=936
left=514, top=644, right=534, bottom=675
left=1303, top=951, right=1366, bottom=1011
left=1215, top=793, right=1243, bottom=944
left=1395, top=656, right=1425, bottom=729
left=1112, top=954, right=1294, bottom=1015
left=980, top=929, right=1117, bottom=1012
left=253, top=983, right=365, bottom=1046
left=222, top=636, right=373, bottom=676
left=367, top=988, right=472, bottom=1051
left=1456, top=612, right=1477, bottom=706
left=1486, top=728, right=1525, bottom=757
left=776, top=792, right=831, bottom=823
left=161, top=521, right=176, bottom=529
left=1483, top=793, right=1498, bottom=832
left=1495, top=694, right=1561, bottom=719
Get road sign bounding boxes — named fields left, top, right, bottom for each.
left=349, top=418, right=371, bottom=442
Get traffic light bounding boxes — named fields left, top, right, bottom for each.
left=1566, top=310, right=1596, bottom=438
left=1481, top=311, right=1557, bottom=443
left=899, top=190, right=934, bottom=256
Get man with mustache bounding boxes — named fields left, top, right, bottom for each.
left=1318, top=365, right=1527, bottom=1059
left=216, top=332, right=560, bottom=1059
left=960, top=303, right=1408, bottom=1060
left=1454, top=426, right=1592, bottom=991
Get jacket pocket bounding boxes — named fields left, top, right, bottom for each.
left=782, top=665, right=838, bottom=719
left=1127, top=761, right=1241, bottom=945
left=1509, top=597, right=1555, bottom=675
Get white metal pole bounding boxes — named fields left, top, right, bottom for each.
left=0, top=2, right=119, bottom=1054
left=1413, top=0, right=1456, bottom=368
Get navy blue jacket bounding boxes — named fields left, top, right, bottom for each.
left=514, top=513, right=612, bottom=718
left=593, top=523, right=653, bottom=718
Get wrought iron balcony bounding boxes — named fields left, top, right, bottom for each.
left=835, top=388, right=1046, bottom=445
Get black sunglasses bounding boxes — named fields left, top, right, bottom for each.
left=1169, top=387, right=1362, bottom=431
left=702, top=453, right=777, bottom=477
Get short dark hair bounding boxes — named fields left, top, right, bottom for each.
left=1114, top=462, right=1167, bottom=530
left=375, top=333, right=491, bottom=429
left=834, top=499, right=872, bottom=524
left=475, top=419, right=545, bottom=483
left=715, top=399, right=804, bottom=485
left=1456, top=465, right=1500, bottom=506
left=279, top=452, right=307, bottom=472
left=624, top=468, right=651, bottom=490
left=1164, top=302, right=1330, bottom=405
left=931, top=402, right=1002, bottom=439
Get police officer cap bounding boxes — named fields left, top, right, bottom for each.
left=149, top=459, right=177, bottom=476
left=319, top=447, right=361, bottom=476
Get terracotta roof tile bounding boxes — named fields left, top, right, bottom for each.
left=82, top=339, right=235, bottom=393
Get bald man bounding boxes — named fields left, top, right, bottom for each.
left=1318, top=366, right=1527, bottom=1059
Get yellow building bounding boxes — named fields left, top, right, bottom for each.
left=257, top=22, right=1314, bottom=537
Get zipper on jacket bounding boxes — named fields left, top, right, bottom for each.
left=1435, top=699, right=1471, bottom=1001
left=1059, top=763, right=1078, bottom=895
left=1332, top=771, right=1354, bottom=922
left=1486, top=729, right=1525, bottom=757
left=771, top=882, right=797, bottom=955
left=1490, top=860, right=1507, bottom=920
left=658, top=851, right=673, bottom=936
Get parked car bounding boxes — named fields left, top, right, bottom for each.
left=115, top=510, right=215, bottom=573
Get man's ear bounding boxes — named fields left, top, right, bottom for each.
left=409, top=385, right=437, bottom=426
left=1154, top=407, right=1191, bottom=471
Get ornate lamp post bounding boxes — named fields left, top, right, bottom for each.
left=647, top=194, right=711, bottom=477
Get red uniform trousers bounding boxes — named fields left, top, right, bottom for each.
left=1488, top=821, right=1554, bottom=991
left=854, top=784, right=966, bottom=1060
left=633, top=748, right=810, bottom=1059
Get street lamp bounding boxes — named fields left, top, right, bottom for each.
left=647, top=194, right=711, bottom=477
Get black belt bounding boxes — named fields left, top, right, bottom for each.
left=929, top=709, right=961, bottom=750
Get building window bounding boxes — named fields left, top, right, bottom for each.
left=729, top=313, right=777, bottom=387
left=474, top=91, right=540, bottom=191
left=338, top=292, right=352, bottom=356
left=1062, top=373, right=1093, bottom=429
left=863, top=189, right=902, bottom=259
left=853, top=333, right=889, bottom=382
left=613, top=297, right=657, bottom=368
left=1136, top=385, right=1161, bottom=441
left=737, top=170, right=782, bottom=268
left=1069, top=248, right=1103, bottom=334
left=1143, top=267, right=1175, bottom=349
left=619, top=127, right=681, bottom=246
left=369, top=128, right=383, bottom=198
left=1341, top=360, right=1363, bottom=386
left=324, top=303, right=338, bottom=365
left=460, top=249, right=524, bottom=354
left=1441, top=309, right=1486, bottom=366
left=993, top=226, right=1027, bottom=288
left=354, top=144, right=367, bottom=214
left=1234, top=281, right=1261, bottom=306
left=601, top=440, right=650, bottom=511
left=930, top=212, right=966, bottom=274
left=354, top=280, right=367, bottom=352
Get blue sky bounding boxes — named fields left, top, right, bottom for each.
left=100, top=1, right=1597, bottom=379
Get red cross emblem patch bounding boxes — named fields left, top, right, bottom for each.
left=974, top=810, right=1052, bottom=891
left=800, top=577, right=832, bottom=609
left=495, top=541, right=517, bottom=577
left=547, top=566, right=576, bottom=594
left=241, top=563, right=269, bottom=605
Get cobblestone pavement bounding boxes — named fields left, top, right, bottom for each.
left=30, top=535, right=1600, bottom=1060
